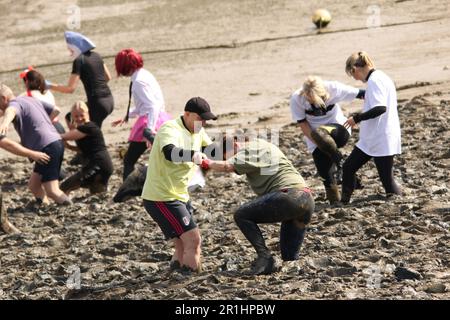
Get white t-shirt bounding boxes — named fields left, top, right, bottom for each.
left=356, top=70, right=401, bottom=157
left=19, top=90, right=56, bottom=106
left=129, top=68, right=165, bottom=131
left=290, top=80, right=359, bottom=153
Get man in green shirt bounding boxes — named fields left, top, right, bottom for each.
left=202, top=135, right=315, bottom=275
left=142, top=97, right=216, bottom=273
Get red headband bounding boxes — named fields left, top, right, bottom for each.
left=19, top=66, right=34, bottom=79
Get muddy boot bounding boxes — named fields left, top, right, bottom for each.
left=340, top=188, right=353, bottom=205
left=179, top=265, right=202, bottom=275
left=251, top=255, right=276, bottom=275
left=354, top=175, right=364, bottom=190
left=325, top=184, right=341, bottom=205
left=169, top=260, right=181, bottom=271
left=113, top=165, right=147, bottom=203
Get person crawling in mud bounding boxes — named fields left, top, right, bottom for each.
left=0, top=83, right=71, bottom=206
left=202, top=135, right=315, bottom=275
left=0, top=135, right=50, bottom=234
left=60, top=101, right=113, bottom=195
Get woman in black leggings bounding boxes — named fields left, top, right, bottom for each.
left=342, top=51, right=402, bottom=203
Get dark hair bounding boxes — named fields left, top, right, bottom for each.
left=23, top=70, right=46, bottom=94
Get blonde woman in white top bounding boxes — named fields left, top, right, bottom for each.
left=342, top=51, right=402, bottom=204
left=290, top=76, right=364, bottom=203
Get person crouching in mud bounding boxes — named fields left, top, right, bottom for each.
left=202, top=135, right=315, bottom=275
left=60, top=101, right=113, bottom=195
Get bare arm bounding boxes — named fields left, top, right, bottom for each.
left=49, top=105, right=61, bottom=121
left=298, top=121, right=315, bottom=143
left=0, top=108, right=17, bottom=136
left=0, top=137, right=50, bottom=164
left=206, top=160, right=236, bottom=173
left=50, top=74, right=80, bottom=94
left=104, top=64, right=112, bottom=82
left=61, top=129, right=87, bottom=141
left=63, top=140, right=80, bottom=152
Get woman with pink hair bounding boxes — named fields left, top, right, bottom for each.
left=112, top=48, right=171, bottom=180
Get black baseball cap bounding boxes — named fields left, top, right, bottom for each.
left=184, top=97, right=217, bottom=120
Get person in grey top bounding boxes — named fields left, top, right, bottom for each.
left=0, top=83, right=71, bottom=206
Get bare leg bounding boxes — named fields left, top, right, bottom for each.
left=28, top=172, right=49, bottom=204
left=169, top=238, right=184, bottom=270
left=42, top=180, right=71, bottom=205
left=180, top=228, right=202, bottom=272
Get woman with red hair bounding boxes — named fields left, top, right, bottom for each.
left=113, top=48, right=171, bottom=180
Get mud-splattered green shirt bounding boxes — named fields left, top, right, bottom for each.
left=228, top=138, right=306, bottom=196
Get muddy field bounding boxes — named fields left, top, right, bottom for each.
left=0, top=0, right=449, bottom=300
left=0, top=89, right=449, bottom=300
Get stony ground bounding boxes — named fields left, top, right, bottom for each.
left=0, top=90, right=448, bottom=300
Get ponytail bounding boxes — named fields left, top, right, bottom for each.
left=345, top=51, right=375, bottom=76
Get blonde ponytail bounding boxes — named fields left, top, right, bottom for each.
left=345, top=51, right=375, bottom=76
left=300, top=76, right=330, bottom=109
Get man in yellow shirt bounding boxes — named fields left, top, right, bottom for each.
left=142, top=97, right=216, bottom=273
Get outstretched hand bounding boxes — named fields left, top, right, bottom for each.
left=344, top=117, right=357, bottom=129
left=112, top=118, right=127, bottom=127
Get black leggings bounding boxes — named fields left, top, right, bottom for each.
left=60, top=163, right=112, bottom=194
left=234, top=188, right=314, bottom=261
left=87, top=95, right=114, bottom=128
left=123, top=141, right=148, bottom=181
left=342, top=146, right=401, bottom=197
left=311, top=123, right=349, bottom=187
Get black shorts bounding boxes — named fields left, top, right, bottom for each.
left=143, top=200, right=197, bottom=240
left=34, top=140, right=64, bottom=183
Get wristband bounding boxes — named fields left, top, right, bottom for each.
left=201, top=159, right=211, bottom=170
